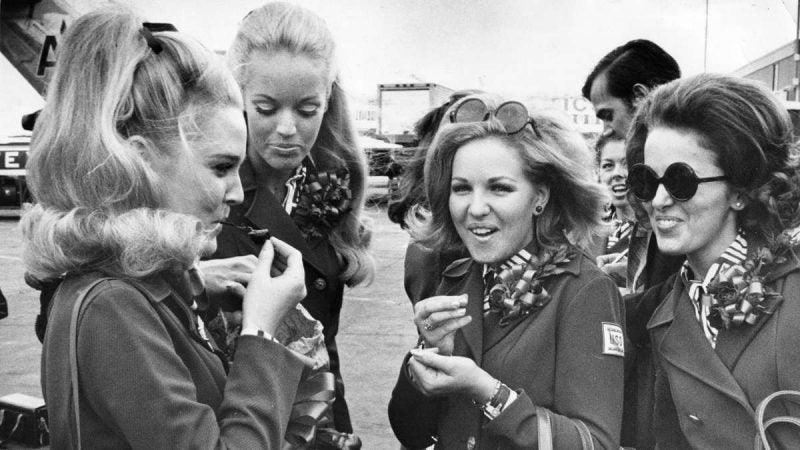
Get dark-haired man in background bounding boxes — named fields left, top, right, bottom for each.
left=583, top=39, right=681, bottom=139
left=583, top=39, right=683, bottom=449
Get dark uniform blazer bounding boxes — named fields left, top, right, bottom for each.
left=212, top=169, right=353, bottom=433
left=389, top=250, right=624, bottom=449
left=42, top=273, right=304, bottom=449
left=645, top=257, right=800, bottom=449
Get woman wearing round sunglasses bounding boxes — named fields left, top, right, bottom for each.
left=389, top=98, right=624, bottom=449
left=626, top=74, right=800, bottom=448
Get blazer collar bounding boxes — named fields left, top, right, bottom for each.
left=650, top=239, right=798, bottom=370
left=484, top=250, right=585, bottom=351
left=441, top=244, right=584, bottom=279
left=438, top=258, right=484, bottom=366
left=440, top=245, right=585, bottom=364
left=647, top=276, right=753, bottom=412
left=132, top=269, right=204, bottom=308
left=239, top=160, right=332, bottom=276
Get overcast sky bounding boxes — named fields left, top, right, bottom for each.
left=2, top=0, right=799, bottom=134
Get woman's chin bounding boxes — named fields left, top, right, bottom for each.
left=200, top=238, right=218, bottom=257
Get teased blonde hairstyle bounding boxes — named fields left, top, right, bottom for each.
left=22, top=7, right=242, bottom=280
left=228, top=2, right=373, bottom=284
left=411, top=108, right=607, bottom=255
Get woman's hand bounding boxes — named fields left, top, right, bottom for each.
left=241, top=237, right=306, bottom=335
left=596, top=253, right=627, bottom=285
left=414, top=294, right=471, bottom=355
left=407, top=349, right=496, bottom=402
left=198, top=255, right=258, bottom=302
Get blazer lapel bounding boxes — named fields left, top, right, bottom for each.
left=715, top=244, right=799, bottom=370
left=648, top=277, right=753, bottom=413
left=441, top=258, right=484, bottom=366
left=244, top=184, right=332, bottom=276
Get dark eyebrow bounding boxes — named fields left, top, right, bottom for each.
left=487, top=176, right=517, bottom=183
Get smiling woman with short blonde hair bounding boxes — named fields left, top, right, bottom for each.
left=390, top=99, right=623, bottom=449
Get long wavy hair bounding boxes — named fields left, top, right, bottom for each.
left=227, top=1, right=373, bottom=285
left=627, top=74, right=800, bottom=243
left=410, top=108, right=607, bottom=256
left=22, top=8, right=242, bottom=281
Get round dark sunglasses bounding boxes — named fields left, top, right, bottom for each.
left=627, top=162, right=728, bottom=202
left=449, top=98, right=541, bottom=138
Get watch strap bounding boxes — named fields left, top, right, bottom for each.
left=241, top=326, right=276, bottom=342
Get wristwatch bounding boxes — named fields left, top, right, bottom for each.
left=482, top=382, right=510, bottom=419
left=241, top=327, right=278, bottom=343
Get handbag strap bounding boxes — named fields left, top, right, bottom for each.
left=68, top=277, right=111, bottom=450
left=574, top=419, right=595, bottom=450
left=754, top=390, right=800, bottom=450
left=536, top=406, right=553, bottom=450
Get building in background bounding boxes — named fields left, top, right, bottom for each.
left=732, top=39, right=800, bottom=135
left=732, top=40, right=800, bottom=102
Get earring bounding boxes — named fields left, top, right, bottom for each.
left=534, top=205, right=543, bottom=215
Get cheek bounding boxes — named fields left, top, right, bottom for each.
left=299, top=117, right=324, bottom=145
left=248, top=115, right=277, bottom=139
left=449, top=196, right=464, bottom=222
left=188, top=171, right=226, bottom=215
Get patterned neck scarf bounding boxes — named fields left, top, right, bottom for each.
left=281, top=165, right=307, bottom=215
left=607, top=218, right=634, bottom=251
left=483, top=248, right=533, bottom=315
left=681, top=234, right=748, bottom=347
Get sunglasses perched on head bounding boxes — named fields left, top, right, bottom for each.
left=449, top=98, right=541, bottom=137
left=627, top=162, right=728, bottom=202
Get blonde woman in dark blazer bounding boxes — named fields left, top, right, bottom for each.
left=27, top=9, right=307, bottom=447
left=202, top=4, right=374, bottom=445
left=389, top=99, right=624, bottom=449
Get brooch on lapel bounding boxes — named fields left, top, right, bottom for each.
left=292, top=168, right=353, bottom=239
left=705, top=230, right=799, bottom=329
left=486, top=244, right=573, bottom=326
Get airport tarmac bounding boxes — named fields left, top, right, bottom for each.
left=0, top=202, right=416, bottom=449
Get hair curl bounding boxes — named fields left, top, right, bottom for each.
left=23, top=7, right=242, bottom=280
left=228, top=2, right=373, bottom=285
left=627, top=73, right=800, bottom=243
left=410, top=108, right=607, bottom=256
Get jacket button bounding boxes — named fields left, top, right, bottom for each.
left=466, top=436, right=476, bottom=450
left=688, top=414, right=702, bottom=424
left=312, top=277, right=327, bottom=291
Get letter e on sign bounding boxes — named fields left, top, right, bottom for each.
left=3, top=152, right=20, bottom=169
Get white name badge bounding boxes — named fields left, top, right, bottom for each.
left=602, top=322, right=625, bottom=357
